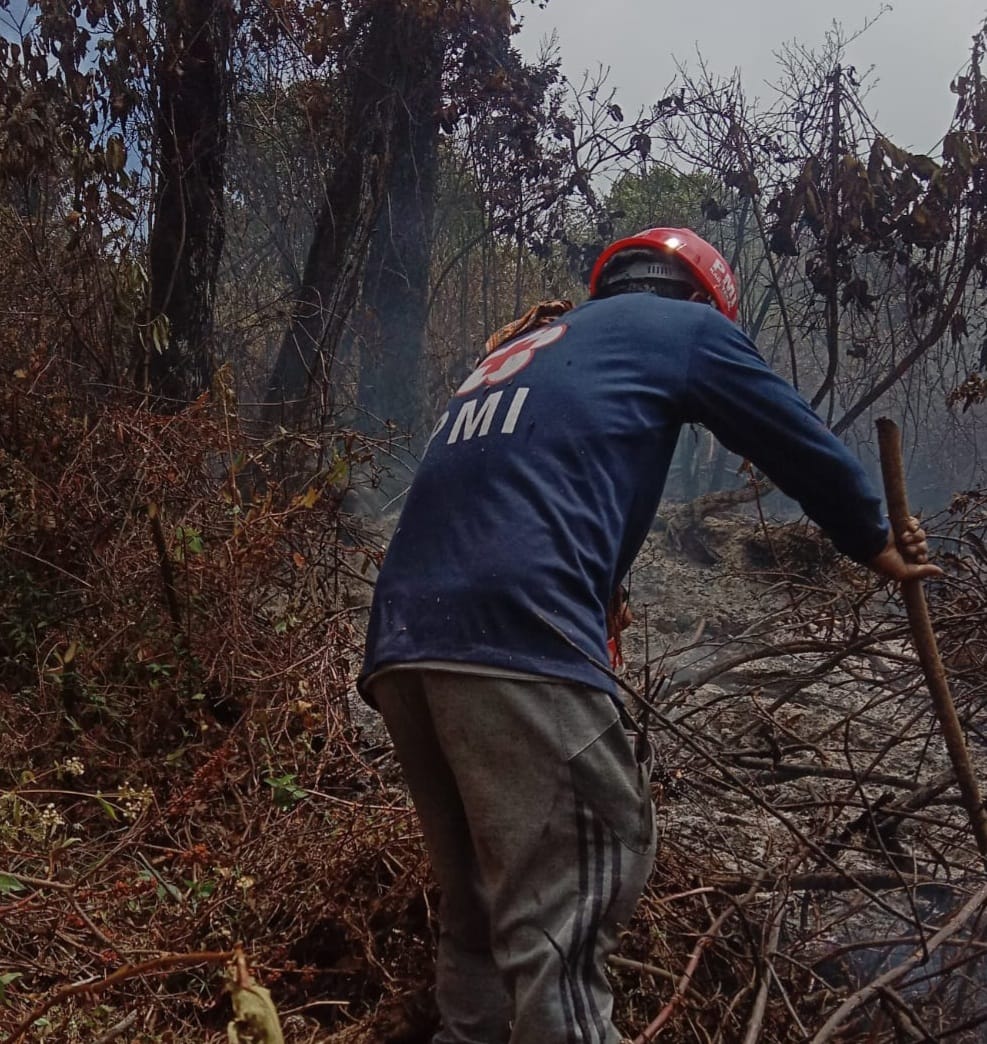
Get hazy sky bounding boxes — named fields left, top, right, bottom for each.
left=515, top=0, right=987, bottom=153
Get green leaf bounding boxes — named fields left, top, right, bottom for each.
left=0, top=972, right=23, bottom=1006
left=96, top=795, right=119, bottom=821
left=174, top=526, right=204, bottom=558
left=185, top=878, right=217, bottom=899
left=0, top=873, right=26, bottom=894
left=264, top=773, right=306, bottom=809
left=326, top=454, right=349, bottom=487
left=51, top=837, right=82, bottom=853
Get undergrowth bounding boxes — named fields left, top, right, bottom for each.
left=2, top=350, right=987, bottom=1042
left=0, top=355, right=438, bottom=1042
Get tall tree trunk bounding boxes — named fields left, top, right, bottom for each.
left=263, top=0, right=441, bottom=428
left=811, top=64, right=842, bottom=422
left=356, top=30, right=444, bottom=440
left=143, top=0, right=231, bottom=405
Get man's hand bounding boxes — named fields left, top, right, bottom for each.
left=868, top=516, right=943, bottom=582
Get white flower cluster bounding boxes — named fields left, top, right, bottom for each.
left=39, top=803, right=65, bottom=834
left=117, top=782, right=153, bottom=821
left=61, top=757, right=85, bottom=777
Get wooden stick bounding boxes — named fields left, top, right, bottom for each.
left=631, top=902, right=736, bottom=1042
left=876, top=417, right=987, bottom=867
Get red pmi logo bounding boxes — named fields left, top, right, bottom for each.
left=708, top=257, right=738, bottom=312
left=456, top=324, right=568, bottom=396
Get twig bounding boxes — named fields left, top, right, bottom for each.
left=741, top=899, right=786, bottom=1044
left=732, top=757, right=934, bottom=790
left=69, top=897, right=125, bottom=955
left=811, top=932, right=987, bottom=967
left=655, top=886, right=719, bottom=904
left=0, top=870, right=73, bottom=892
left=146, top=500, right=184, bottom=630
left=808, top=880, right=987, bottom=1043
left=709, top=870, right=934, bottom=894
left=281, top=999, right=350, bottom=1015
left=632, top=901, right=737, bottom=1041
left=877, top=417, right=987, bottom=867
left=766, top=958, right=810, bottom=1038
left=93, top=1011, right=139, bottom=1044
left=0, top=544, right=92, bottom=588
left=877, top=985, right=937, bottom=1042
left=608, top=955, right=700, bottom=996
left=3, top=949, right=234, bottom=1044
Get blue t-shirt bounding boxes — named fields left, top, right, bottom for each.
left=359, top=294, right=888, bottom=696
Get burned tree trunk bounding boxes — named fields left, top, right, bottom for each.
left=355, top=33, right=444, bottom=440
left=263, top=0, right=443, bottom=428
left=143, top=0, right=231, bottom=405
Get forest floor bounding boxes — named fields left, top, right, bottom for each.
left=332, top=507, right=987, bottom=1042
left=3, top=482, right=986, bottom=1044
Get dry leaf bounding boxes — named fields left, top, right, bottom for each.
left=228, top=949, right=284, bottom=1044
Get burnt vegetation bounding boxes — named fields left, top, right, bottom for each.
left=1, top=1, right=987, bottom=1040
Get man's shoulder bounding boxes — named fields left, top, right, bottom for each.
left=579, top=293, right=719, bottom=331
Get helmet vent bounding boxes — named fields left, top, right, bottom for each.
left=597, top=250, right=698, bottom=293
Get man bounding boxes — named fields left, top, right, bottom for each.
left=358, top=228, right=937, bottom=1043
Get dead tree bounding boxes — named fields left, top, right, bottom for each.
left=144, top=0, right=233, bottom=405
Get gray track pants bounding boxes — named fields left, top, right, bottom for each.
left=370, top=669, right=656, bottom=1044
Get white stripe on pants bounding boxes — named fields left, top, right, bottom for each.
left=371, top=669, right=656, bottom=1044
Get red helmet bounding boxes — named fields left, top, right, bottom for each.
left=588, top=227, right=740, bottom=322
